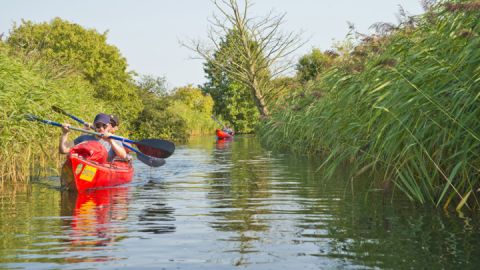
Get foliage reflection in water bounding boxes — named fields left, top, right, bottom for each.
left=0, top=135, right=480, bottom=269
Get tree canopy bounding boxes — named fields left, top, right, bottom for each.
left=296, top=48, right=336, bottom=83
left=202, top=30, right=260, bottom=133
left=6, top=18, right=143, bottom=126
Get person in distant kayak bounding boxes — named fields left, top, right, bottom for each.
left=223, top=124, right=234, bottom=135
left=59, top=113, right=127, bottom=161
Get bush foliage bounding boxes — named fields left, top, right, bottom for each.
left=1, top=19, right=217, bottom=183
left=6, top=18, right=143, bottom=128
left=133, top=83, right=216, bottom=143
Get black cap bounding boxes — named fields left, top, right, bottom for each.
left=93, top=113, right=110, bottom=125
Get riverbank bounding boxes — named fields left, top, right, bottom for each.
left=258, top=1, right=480, bottom=210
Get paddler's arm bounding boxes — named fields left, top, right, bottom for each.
left=104, top=132, right=127, bottom=159
left=59, top=124, right=74, bottom=154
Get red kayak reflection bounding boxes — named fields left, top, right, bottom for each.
left=215, top=137, right=233, bottom=150
left=61, top=186, right=130, bottom=261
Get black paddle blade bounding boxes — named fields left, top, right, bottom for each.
left=135, top=139, right=175, bottom=158
left=136, top=152, right=166, bottom=167
left=51, top=105, right=65, bottom=114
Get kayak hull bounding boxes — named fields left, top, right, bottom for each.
left=61, top=154, right=134, bottom=192
left=216, top=129, right=233, bottom=140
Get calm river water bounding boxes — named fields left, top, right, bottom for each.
left=1, top=135, right=479, bottom=269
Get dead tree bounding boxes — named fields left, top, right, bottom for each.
left=183, top=0, right=304, bottom=118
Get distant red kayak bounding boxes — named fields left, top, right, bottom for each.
left=61, top=141, right=134, bottom=192
left=216, top=129, right=234, bottom=140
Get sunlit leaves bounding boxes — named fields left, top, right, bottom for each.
left=6, top=18, right=143, bottom=128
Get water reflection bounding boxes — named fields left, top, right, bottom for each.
left=209, top=136, right=272, bottom=265
left=60, top=187, right=130, bottom=262
left=2, top=136, right=480, bottom=269
left=215, top=137, right=233, bottom=150
left=137, top=181, right=176, bottom=234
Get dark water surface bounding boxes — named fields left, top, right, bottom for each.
left=1, top=135, right=479, bottom=269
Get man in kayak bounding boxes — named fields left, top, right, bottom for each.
left=82, top=113, right=132, bottom=159
left=223, top=124, right=234, bottom=135
left=59, top=113, right=127, bottom=161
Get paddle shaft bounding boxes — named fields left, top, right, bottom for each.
left=33, top=117, right=136, bottom=144
left=49, top=110, right=166, bottom=167
left=211, top=115, right=225, bottom=129
left=52, top=106, right=94, bottom=127
left=53, top=106, right=138, bottom=152
left=121, top=143, right=141, bottom=156
left=65, top=113, right=88, bottom=127
left=32, top=111, right=174, bottom=158
left=53, top=111, right=173, bottom=161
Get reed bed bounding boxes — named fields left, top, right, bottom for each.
left=258, top=0, right=480, bottom=210
left=0, top=46, right=109, bottom=183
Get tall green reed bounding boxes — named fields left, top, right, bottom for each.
left=0, top=46, right=109, bottom=183
left=259, top=0, right=480, bottom=210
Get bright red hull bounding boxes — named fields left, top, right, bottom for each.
left=216, top=129, right=233, bottom=140
left=61, top=154, right=134, bottom=192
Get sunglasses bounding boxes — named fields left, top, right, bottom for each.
left=95, top=123, right=108, bottom=129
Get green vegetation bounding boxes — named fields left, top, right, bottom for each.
left=258, top=0, right=480, bottom=210
left=6, top=18, right=143, bottom=128
left=0, top=43, right=107, bottom=182
left=201, top=31, right=260, bottom=133
left=134, top=81, right=217, bottom=142
left=2, top=0, right=479, bottom=212
left=0, top=19, right=216, bottom=183
left=187, top=0, right=303, bottom=123
left=296, top=48, right=336, bottom=84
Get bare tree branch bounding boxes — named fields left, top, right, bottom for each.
left=181, top=0, right=304, bottom=117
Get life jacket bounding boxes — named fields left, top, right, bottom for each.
left=69, top=140, right=108, bottom=164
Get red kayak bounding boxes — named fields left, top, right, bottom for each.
left=216, top=129, right=234, bottom=140
left=61, top=141, right=134, bottom=192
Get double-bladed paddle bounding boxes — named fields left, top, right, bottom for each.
left=51, top=106, right=168, bottom=167
left=211, top=115, right=225, bottom=129
left=51, top=106, right=92, bottom=129
left=122, top=143, right=165, bottom=167
left=25, top=114, right=172, bottom=167
left=50, top=106, right=174, bottom=158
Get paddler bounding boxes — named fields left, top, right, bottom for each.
left=59, top=113, right=127, bottom=161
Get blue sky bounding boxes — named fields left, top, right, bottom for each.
left=0, top=0, right=424, bottom=88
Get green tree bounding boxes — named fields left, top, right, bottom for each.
left=136, top=74, right=169, bottom=97
left=134, top=79, right=216, bottom=142
left=172, top=85, right=214, bottom=115
left=133, top=75, right=172, bottom=139
left=296, top=48, right=336, bottom=83
left=6, top=18, right=142, bottom=127
left=202, top=30, right=260, bottom=133
left=184, top=0, right=304, bottom=118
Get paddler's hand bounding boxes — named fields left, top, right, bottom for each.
left=102, top=131, right=113, bottom=140
left=83, top=122, right=93, bottom=130
left=61, top=123, right=71, bottom=135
